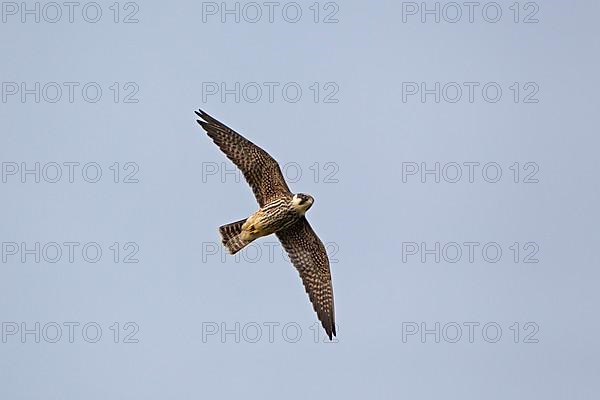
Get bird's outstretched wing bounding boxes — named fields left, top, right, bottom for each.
left=276, top=217, right=336, bottom=340
left=195, top=109, right=291, bottom=206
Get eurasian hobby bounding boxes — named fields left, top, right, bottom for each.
left=195, top=109, right=336, bottom=340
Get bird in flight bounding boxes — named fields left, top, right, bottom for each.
left=195, top=109, right=336, bottom=340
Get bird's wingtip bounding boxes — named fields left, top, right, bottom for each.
left=323, top=320, right=336, bottom=341
left=195, top=109, right=220, bottom=125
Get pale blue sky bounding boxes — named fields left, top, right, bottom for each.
left=1, top=1, right=599, bottom=399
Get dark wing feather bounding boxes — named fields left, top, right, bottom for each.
left=195, top=109, right=291, bottom=206
left=277, top=217, right=336, bottom=340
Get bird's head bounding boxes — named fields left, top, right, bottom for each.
left=291, top=193, right=314, bottom=214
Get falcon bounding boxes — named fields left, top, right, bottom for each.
left=195, top=109, right=336, bottom=340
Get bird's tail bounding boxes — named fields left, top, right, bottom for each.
left=219, top=219, right=251, bottom=255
